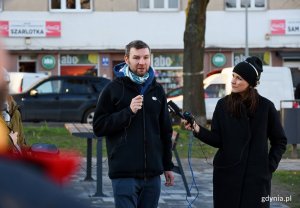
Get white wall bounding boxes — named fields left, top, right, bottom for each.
left=0, top=9, right=299, bottom=50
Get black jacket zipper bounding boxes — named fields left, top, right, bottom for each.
left=142, top=97, right=147, bottom=180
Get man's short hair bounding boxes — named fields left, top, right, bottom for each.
left=125, top=40, right=151, bottom=57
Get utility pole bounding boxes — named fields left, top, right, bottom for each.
left=245, top=0, right=249, bottom=57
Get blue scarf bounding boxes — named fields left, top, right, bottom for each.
left=115, top=63, right=155, bottom=95
left=122, top=65, right=149, bottom=85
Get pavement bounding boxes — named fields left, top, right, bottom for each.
left=63, top=158, right=300, bottom=208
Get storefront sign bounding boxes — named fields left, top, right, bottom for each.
left=0, top=20, right=61, bottom=37
left=102, top=57, right=110, bottom=66
left=271, top=19, right=300, bottom=35
left=153, top=53, right=183, bottom=68
left=212, top=53, right=226, bottom=67
left=60, top=54, right=98, bottom=65
left=42, top=55, right=56, bottom=70
left=233, top=52, right=271, bottom=66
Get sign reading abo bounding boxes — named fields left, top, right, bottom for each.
left=153, top=53, right=183, bottom=68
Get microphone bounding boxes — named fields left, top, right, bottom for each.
left=167, top=100, right=195, bottom=126
left=167, top=100, right=185, bottom=119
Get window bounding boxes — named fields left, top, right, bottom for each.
left=166, top=84, right=226, bottom=99
left=139, top=0, right=179, bottom=11
left=0, top=0, right=2, bottom=11
left=225, top=0, right=266, bottom=10
left=50, top=0, right=92, bottom=12
left=36, top=80, right=62, bottom=94
left=91, top=79, right=110, bottom=93
left=62, top=79, right=92, bottom=94
left=204, top=84, right=226, bottom=98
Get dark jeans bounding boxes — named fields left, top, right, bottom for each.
left=111, top=176, right=161, bottom=208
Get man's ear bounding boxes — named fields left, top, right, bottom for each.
left=124, top=55, right=129, bottom=65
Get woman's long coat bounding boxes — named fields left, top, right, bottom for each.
left=195, top=95, right=287, bottom=208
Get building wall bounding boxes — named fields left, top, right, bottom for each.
left=182, top=0, right=188, bottom=11
left=183, top=0, right=300, bottom=11
left=207, top=0, right=224, bottom=11
left=182, top=0, right=224, bottom=11
left=94, top=0, right=137, bottom=11
left=269, top=0, right=300, bottom=10
left=2, top=0, right=299, bottom=83
left=4, top=0, right=48, bottom=11
left=7, top=54, right=18, bottom=72
left=2, top=0, right=300, bottom=12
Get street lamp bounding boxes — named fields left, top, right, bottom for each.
left=245, top=0, right=249, bottom=57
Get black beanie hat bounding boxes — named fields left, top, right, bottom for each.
left=233, top=56, right=263, bottom=87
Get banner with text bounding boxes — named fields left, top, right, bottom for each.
left=271, top=19, right=300, bottom=35
left=0, top=20, right=61, bottom=37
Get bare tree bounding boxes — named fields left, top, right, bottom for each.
left=183, top=0, right=209, bottom=125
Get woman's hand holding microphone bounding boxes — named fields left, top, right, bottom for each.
left=183, top=120, right=200, bottom=134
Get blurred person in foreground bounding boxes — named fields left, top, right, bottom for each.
left=0, top=40, right=88, bottom=208
left=184, top=57, right=287, bottom=208
left=93, top=40, right=174, bottom=208
left=1, top=68, right=26, bottom=153
left=0, top=44, right=10, bottom=153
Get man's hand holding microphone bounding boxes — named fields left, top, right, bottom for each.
left=130, top=95, right=143, bottom=114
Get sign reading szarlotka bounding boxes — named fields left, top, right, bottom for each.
left=0, top=21, right=61, bottom=37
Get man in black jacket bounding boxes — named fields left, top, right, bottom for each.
left=93, top=40, right=174, bottom=208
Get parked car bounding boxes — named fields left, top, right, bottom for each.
left=12, top=76, right=110, bottom=124
left=167, top=66, right=294, bottom=120
left=167, top=80, right=225, bottom=121
left=9, top=72, right=49, bottom=94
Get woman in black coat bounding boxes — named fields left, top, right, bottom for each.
left=185, top=56, right=287, bottom=208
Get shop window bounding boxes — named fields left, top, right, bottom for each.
left=225, top=0, right=266, bottom=10
left=139, top=0, right=179, bottom=11
left=153, top=53, right=183, bottom=92
left=60, top=54, right=98, bottom=76
left=50, top=0, right=92, bottom=12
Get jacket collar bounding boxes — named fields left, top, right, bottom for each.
left=113, top=62, right=156, bottom=95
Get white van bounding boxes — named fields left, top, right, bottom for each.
left=167, top=66, right=294, bottom=120
left=9, top=72, right=49, bottom=94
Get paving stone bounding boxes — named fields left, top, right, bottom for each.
left=63, top=158, right=299, bottom=208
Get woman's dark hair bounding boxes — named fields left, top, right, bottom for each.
left=226, top=87, right=259, bottom=118
left=125, top=40, right=151, bottom=57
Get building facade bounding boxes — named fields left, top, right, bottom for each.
left=0, top=0, right=299, bottom=92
